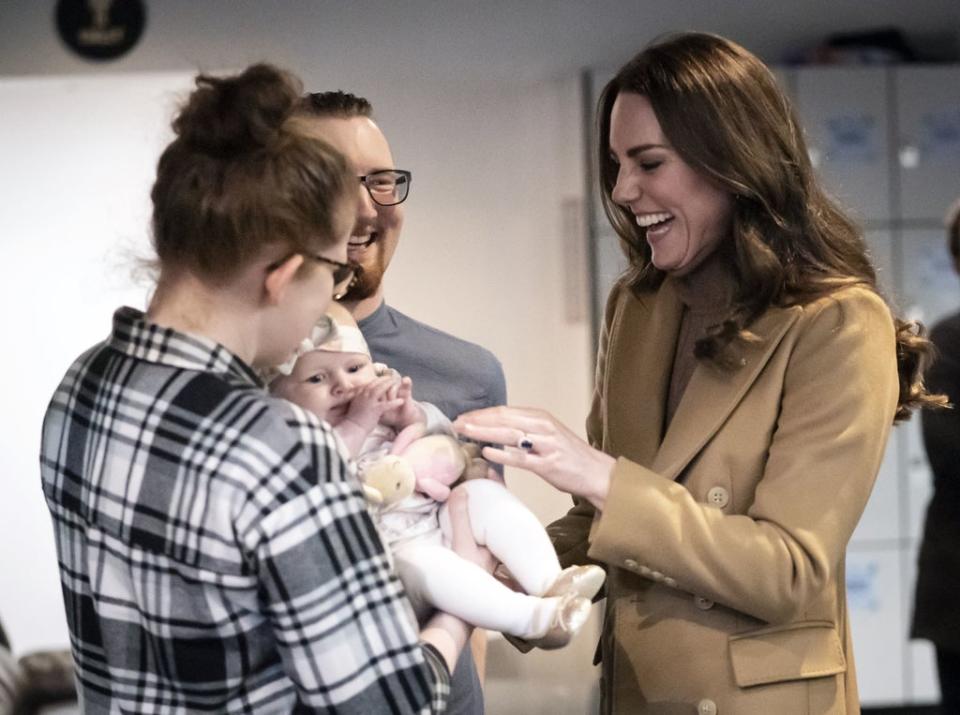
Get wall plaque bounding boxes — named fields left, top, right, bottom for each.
left=56, top=0, right=146, bottom=61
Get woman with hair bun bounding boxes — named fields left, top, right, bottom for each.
left=457, top=33, right=944, bottom=714
left=40, top=63, right=472, bottom=714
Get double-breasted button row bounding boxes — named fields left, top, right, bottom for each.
left=695, top=487, right=725, bottom=613
left=706, top=486, right=729, bottom=508
left=694, top=595, right=715, bottom=610
left=697, top=698, right=718, bottom=714
left=622, top=559, right=679, bottom=589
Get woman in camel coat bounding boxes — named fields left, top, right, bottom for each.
left=456, top=33, right=942, bottom=714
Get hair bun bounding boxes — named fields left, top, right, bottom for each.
left=173, top=63, right=302, bottom=157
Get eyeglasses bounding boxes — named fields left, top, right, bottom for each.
left=359, top=169, right=412, bottom=206
left=308, top=254, right=362, bottom=299
left=269, top=253, right=361, bottom=300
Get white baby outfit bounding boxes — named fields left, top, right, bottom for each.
left=358, top=411, right=568, bottom=640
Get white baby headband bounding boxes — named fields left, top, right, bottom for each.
left=272, top=313, right=371, bottom=377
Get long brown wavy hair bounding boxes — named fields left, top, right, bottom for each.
left=597, top=32, right=944, bottom=421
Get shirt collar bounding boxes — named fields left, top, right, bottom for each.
left=109, top=307, right=264, bottom=387
left=357, top=299, right=391, bottom=332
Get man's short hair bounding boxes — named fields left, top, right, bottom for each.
left=300, top=91, right=373, bottom=119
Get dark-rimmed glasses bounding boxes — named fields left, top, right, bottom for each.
left=359, top=169, right=412, bottom=206
left=268, top=254, right=362, bottom=300
left=308, top=255, right=362, bottom=300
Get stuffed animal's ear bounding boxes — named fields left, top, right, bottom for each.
left=362, top=483, right=385, bottom=505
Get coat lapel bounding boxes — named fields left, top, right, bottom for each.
left=651, top=303, right=802, bottom=480
left=605, top=280, right=683, bottom=466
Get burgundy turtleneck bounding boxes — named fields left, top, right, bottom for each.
left=665, top=249, right=735, bottom=427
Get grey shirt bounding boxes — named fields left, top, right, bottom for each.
left=360, top=301, right=506, bottom=420
left=359, top=300, right=507, bottom=715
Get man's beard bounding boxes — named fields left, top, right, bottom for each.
left=343, top=250, right=386, bottom=301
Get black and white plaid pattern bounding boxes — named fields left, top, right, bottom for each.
left=40, top=307, right=448, bottom=714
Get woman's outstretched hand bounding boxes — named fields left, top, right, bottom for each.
left=453, top=407, right=615, bottom=511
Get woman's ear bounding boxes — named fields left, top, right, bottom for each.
left=264, top=254, right=305, bottom=306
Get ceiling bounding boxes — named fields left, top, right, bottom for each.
left=2, top=0, right=959, bottom=84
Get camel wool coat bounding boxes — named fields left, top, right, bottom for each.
left=548, top=278, right=899, bottom=715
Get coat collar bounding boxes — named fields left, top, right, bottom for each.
left=605, top=279, right=801, bottom=480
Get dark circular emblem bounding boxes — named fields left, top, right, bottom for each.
left=56, top=0, right=146, bottom=61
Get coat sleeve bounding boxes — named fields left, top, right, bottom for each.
left=587, top=287, right=899, bottom=624
left=547, top=282, right=624, bottom=569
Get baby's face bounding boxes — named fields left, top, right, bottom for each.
left=273, top=350, right=378, bottom=425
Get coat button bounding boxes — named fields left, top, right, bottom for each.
left=697, top=698, right=718, bottom=715
left=694, top=595, right=714, bottom=610
left=706, top=486, right=729, bottom=508
left=624, top=558, right=639, bottom=571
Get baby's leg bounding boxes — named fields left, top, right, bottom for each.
left=394, top=540, right=561, bottom=640
left=438, top=479, right=560, bottom=596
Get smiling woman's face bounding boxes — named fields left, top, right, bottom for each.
left=608, top=92, right=734, bottom=276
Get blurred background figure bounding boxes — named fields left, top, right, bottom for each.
left=911, top=200, right=960, bottom=715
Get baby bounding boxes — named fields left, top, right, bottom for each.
left=269, top=304, right=604, bottom=649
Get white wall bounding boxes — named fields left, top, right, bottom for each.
left=0, top=72, right=194, bottom=652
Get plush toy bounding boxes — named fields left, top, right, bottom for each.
left=362, top=423, right=486, bottom=505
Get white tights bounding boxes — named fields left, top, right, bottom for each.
left=393, top=479, right=564, bottom=639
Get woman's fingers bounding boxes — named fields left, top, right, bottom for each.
left=454, top=406, right=555, bottom=434
left=480, top=445, right=549, bottom=472
left=454, top=411, right=563, bottom=453
left=456, top=422, right=525, bottom=447
left=459, top=405, right=614, bottom=509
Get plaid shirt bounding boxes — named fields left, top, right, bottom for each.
left=40, top=307, right=449, bottom=714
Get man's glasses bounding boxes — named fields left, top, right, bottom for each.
left=308, top=254, right=362, bottom=300
left=359, top=169, right=412, bottom=206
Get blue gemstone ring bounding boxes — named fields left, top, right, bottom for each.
left=517, top=435, right=534, bottom=450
